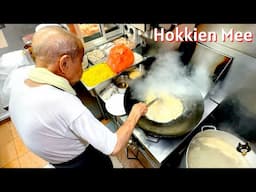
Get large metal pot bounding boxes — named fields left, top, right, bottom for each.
left=123, top=81, right=204, bottom=137
left=186, top=125, right=256, bottom=168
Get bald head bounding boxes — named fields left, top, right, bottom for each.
left=32, top=26, right=84, bottom=65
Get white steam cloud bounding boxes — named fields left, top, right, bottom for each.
left=130, top=50, right=213, bottom=102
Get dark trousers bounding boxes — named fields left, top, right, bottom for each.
left=52, top=145, right=113, bottom=168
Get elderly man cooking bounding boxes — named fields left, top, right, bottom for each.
left=8, top=26, right=147, bottom=168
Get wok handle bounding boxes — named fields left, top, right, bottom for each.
left=201, top=125, right=217, bottom=132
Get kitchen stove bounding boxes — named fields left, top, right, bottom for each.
left=91, top=39, right=235, bottom=168
left=117, top=96, right=219, bottom=168
left=115, top=42, right=234, bottom=168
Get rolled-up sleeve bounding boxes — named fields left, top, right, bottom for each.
left=69, top=108, right=117, bottom=155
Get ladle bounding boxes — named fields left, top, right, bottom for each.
left=146, top=98, right=160, bottom=107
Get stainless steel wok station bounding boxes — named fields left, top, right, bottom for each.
left=80, top=24, right=256, bottom=168
left=115, top=42, right=234, bottom=168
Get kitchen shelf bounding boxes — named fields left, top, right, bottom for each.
left=81, top=51, right=144, bottom=91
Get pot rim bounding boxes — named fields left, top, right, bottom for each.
left=185, top=126, right=256, bottom=168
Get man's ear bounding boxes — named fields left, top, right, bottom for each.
left=59, top=54, right=71, bottom=74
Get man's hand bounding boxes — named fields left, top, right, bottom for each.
left=130, top=102, right=148, bottom=118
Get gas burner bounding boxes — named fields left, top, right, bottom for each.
left=141, top=129, right=188, bottom=143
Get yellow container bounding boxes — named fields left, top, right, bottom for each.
left=80, top=63, right=116, bottom=87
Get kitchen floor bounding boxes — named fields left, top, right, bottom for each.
left=0, top=118, right=126, bottom=168
left=0, top=118, right=48, bottom=168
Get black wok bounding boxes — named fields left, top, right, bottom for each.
left=124, top=82, right=204, bottom=137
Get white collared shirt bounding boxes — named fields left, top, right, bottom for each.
left=9, top=67, right=117, bottom=164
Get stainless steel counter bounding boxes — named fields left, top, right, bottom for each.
left=118, top=97, right=219, bottom=167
